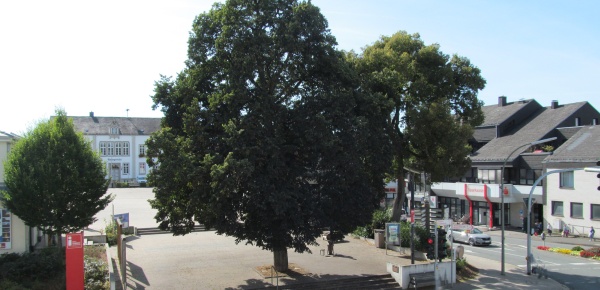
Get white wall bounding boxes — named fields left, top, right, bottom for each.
left=545, top=170, right=600, bottom=235
left=85, top=134, right=151, bottom=181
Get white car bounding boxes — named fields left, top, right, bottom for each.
left=448, top=228, right=491, bottom=246
left=137, top=176, right=147, bottom=184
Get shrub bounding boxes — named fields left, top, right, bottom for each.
left=105, top=218, right=118, bottom=246
left=580, top=248, right=600, bottom=258
left=456, top=257, right=467, bottom=271
left=84, top=256, right=109, bottom=290
left=571, top=246, right=584, bottom=251
left=0, top=247, right=65, bottom=288
left=352, top=226, right=370, bottom=238
left=352, top=208, right=392, bottom=239
left=401, top=223, right=430, bottom=252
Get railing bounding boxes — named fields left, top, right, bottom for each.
left=270, top=266, right=279, bottom=289
left=567, top=223, right=594, bottom=238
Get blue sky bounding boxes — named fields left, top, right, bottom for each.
left=1, top=0, right=598, bottom=134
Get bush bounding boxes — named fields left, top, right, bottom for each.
left=400, top=223, right=430, bottom=252
left=537, top=246, right=550, bottom=251
left=0, top=247, right=65, bottom=288
left=456, top=257, right=467, bottom=271
left=352, top=208, right=392, bottom=239
left=571, top=246, right=584, bottom=251
left=352, top=226, right=370, bottom=238
left=84, top=256, right=109, bottom=290
left=581, top=247, right=600, bottom=258
left=105, top=218, right=118, bottom=246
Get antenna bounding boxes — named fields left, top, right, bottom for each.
left=126, top=109, right=129, bottom=118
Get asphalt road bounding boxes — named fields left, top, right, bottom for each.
left=455, top=234, right=600, bottom=290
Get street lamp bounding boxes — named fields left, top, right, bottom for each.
left=525, top=167, right=582, bottom=274
left=500, top=137, right=556, bottom=275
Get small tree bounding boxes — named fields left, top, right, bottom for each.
left=1, top=109, right=112, bottom=248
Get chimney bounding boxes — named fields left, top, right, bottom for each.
left=498, top=96, right=507, bottom=107
left=89, top=111, right=94, bottom=117
left=551, top=100, right=559, bottom=109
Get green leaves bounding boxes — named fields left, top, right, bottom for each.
left=1, top=108, right=112, bottom=242
left=147, top=0, right=391, bottom=258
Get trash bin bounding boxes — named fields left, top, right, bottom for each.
left=374, top=229, right=385, bottom=248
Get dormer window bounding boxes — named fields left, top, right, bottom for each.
left=110, top=127, right=120, bottom=135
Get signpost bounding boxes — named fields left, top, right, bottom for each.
left=66, top=232, right=84, bottom=290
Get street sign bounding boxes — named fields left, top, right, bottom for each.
left=436, top=219, right=452, bottom=226
left=451, top=224, right=474, bottom=231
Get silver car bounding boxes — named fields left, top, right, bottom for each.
left=448, top=228, right=492, bottom=246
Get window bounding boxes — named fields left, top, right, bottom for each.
left=551, top=201, right=563, bottom=216
left=571, top=202, right=583, bottom=218
left=139, top=144, right=146, bottom=156
left=123, top=163, right=129, bottom=175
left=477, top=169, right=500, bottom=184
left=593, top=118, right=598, bottom=125
left=559, top=171, right=574, bottom=188
left=0, top=209, right=12, bottom=249
left=139, top=163, right=146, bottom=175
left=110, top=127, right=120, bottom=135
left=99, top=142, right=130, bottom=157
left=575, top=117, right=581, bottom=126
left=592, top=204, right=600, bottom=220
left=519, top=169, right=542, bottom=185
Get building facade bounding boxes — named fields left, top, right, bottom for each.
left=430, top=97, right=600, bottom=231
left=543, top=125, right=600, bottom=236
left=70, top=112, right=161, bottom=184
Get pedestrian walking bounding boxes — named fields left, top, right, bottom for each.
left=547, top=223, right=552, bottom=236
left=563, top=224, right=570, bottom=238
left=589, top=227, right=595, bottom=241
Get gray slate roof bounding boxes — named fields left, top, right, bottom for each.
left=69, top=116, right=161, bottom=135
left=544, top=125, right=600, bottom=164
left=479, top=99, right=535, bottom=127
left=471, top=101, right=587, bottom=163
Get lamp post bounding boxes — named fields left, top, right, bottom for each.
left=525, top=168, right=582, bottom=274
left=500, top=137, right=556, bottom=275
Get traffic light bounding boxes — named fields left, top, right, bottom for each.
left=426, top=235, right=435, bottom=260
left=597, top=161, right=600, bottom=191
left=437, top=228, right=448, bottom=261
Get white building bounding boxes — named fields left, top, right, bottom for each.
left=543, top=125, right=600, bottom=236
left=70, top=112, right=161, bottom=184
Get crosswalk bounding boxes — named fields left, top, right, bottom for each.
left=461, top=243, right=600, bottom=268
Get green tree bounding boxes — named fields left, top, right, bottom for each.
left=147, top=0, right=391, bottom=271
left=1, top=109, right=112, bottom=248
left=347, top=31, right=486, bottom=220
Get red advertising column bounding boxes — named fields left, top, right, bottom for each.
left=66, top=232, right=84, bottom=290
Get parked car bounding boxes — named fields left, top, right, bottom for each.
left=447, top=228, right=491, bottom=246
left=137, top=176, right=147, bottom=184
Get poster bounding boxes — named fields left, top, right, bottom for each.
left=0, top=209, right=11, bottom=249
left=385, top=223, right=401, bottom=246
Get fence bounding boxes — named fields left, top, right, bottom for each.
left=116, top=219, right=127, bottom=289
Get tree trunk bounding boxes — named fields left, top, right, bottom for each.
left=56, top=230, right=63, bottom=248
left=391, top=160, right=406, bottom=222
left=273, top=248, right=288, bottom=272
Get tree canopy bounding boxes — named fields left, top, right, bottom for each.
left=347, top=31, right=486, bottom=219
left=147, top=0, right=391, bottom=271
left=1, top=109, right=112, bottom=247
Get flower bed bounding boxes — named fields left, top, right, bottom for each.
left=538, top=245, right=600, bottom=260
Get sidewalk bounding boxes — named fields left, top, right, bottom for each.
left=484, top=226, right=600, bottom=248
